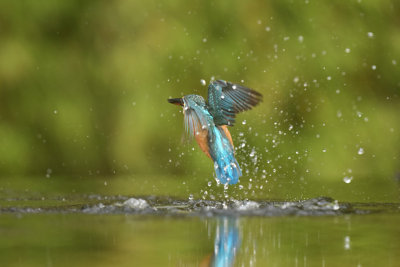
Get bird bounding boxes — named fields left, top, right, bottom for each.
left=200, top=216, right=240, bottom=267
left=168, top=80, right=262, bottom=185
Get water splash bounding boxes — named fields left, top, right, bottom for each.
left=1, top=196, right=396, bottom=217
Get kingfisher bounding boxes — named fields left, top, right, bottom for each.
left=168, top=80, right=262, bottom=185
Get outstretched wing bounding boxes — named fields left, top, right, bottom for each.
left=207, top=80, right=262, bottom=126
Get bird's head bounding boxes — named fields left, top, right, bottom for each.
left=168, top=95, right=209, bottom=138
left=167, top=97, right=184, bottom=106
left=167, top=94, right=206, bottom=109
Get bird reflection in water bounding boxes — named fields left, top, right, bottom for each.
left=200, top=217, right=240, bottom=267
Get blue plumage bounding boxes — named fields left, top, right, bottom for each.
left=212, top=217, right=240, bottom=267
left=209, top=126, right=241, bottom=185
left=168, top=80, right=262, bottom=185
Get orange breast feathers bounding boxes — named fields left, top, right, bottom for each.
left=194, top=129, right=212, bottom=159
left=220, top=125, right=234, bottom=148
left=194, top=126, right=234, bottom=160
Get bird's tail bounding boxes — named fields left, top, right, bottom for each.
left=212, top=128, right=242, bottom=185
left=214, top=155, right=242, bottom=185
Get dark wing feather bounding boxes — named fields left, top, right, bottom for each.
left=207, top=80, right=262, bottom=126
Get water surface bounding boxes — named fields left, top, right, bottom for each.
left=1, top=185, right=399, bottom=267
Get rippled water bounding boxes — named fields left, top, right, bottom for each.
left=1, top=176, right=399, bottom=266
left=1, top=194, right=399, bottom=267
left=1, top=195, right=399, bottom=217
left=1, top=195, right=400, bottom=267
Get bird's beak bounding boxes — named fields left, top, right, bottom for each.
left=167, top=98, right=184, bottom=106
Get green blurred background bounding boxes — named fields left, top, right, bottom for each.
left=1, top=0, right=400, bottom=201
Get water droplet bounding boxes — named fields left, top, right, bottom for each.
left=344, top=236, right=351, bottom=250
left=343, top=176, right=353, bottom=184
left=333, top=200, right=340, bottom=210
left=200, top=79, right=206, bottom=86
left=357, top=147, right=364, bottom=155
left=46, top=168, right=52, bottom=178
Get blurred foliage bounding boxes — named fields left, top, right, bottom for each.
left=0, top=0, right=400, bottom=195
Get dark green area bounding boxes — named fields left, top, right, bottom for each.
left=0, top=0, right=400, bottom=201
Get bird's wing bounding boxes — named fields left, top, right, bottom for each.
left=182, top=100, right=213, bottom=158
left=183, top=99, right=209, bottom=138
left=207, top=80, right=262, bottom=126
